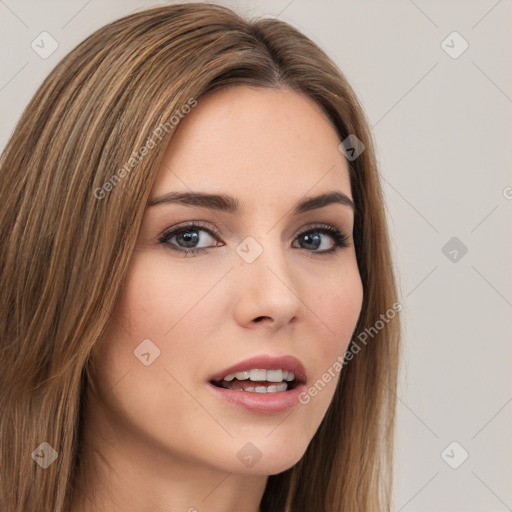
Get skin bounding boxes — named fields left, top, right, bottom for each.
left=72, top=85, right=364, bottom=512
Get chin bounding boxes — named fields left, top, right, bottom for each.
left=227, top=445, right=307, bottom=476
left=265, top=453, right=305, bottom=475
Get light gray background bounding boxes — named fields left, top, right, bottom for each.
left=1, top=1, right=511, bottom=511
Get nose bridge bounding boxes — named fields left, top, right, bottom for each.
left=232, top=230, right=303, bottom=325
left=236, top=229, right=290, bottom=284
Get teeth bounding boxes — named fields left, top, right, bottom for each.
left=268, top=383, right=287, bottom=392
left=266, top=369, right=283, bottom=382
left=249, top=369, right=266, bottom=381
left=218, top=381, right=289, bottom=393
left=230, top=382, right=288, bottom=393
left=221, top=369, right=296, bottom=382
left=285, top=371, right=295, bottom=382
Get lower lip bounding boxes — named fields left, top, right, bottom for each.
left=208, top=382, right=306, bottom=414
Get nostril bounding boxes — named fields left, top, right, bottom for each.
left=253, top=316, right=272, bottom=323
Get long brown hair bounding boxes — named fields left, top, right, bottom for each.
left=0, top=4, right=401, bottom=511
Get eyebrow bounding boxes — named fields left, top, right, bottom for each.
left=148, top=190, right=355, bottom=214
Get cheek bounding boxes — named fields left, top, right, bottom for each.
left=88, top=259, right=173, bottom=391
left=295, top=268, right=363, bottom=424
left=316, top=268, right=364, bottom=355
left=110, top=254, right=221, bottom=339
left=86, top=259, right=218, bottom=446
left=91, top=255, right=223, bottom=389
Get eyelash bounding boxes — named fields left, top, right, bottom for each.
left=158, top=221, right=350, bottom=257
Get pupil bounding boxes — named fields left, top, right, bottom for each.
left=177, top=230, right=199, bottom=248
left=302, top=233, right=320, bottom=250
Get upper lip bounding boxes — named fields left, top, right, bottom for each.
left=209, top=354, right=307, bottom=383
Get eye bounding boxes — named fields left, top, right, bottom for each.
left=293, top=225, right=350, bottom=254
left=158, top=222, right=223, bottom=255
left=158, top=222, right=350, bottom=256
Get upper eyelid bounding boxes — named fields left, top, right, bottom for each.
left=160, top=221, right=219, bottom=236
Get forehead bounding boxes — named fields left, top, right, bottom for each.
left=152, top=85, right=351, bottom=201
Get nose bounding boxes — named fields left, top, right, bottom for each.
left=231, top=238, right=304, bottom=330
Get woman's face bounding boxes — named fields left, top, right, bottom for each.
left=89, top=85, right=363, bottom=476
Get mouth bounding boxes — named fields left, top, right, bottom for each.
left=209, top=354, right=306, bottom=392
left=207, top=355, right=307, bottom=414
left=210, top=368, right=300, bottom=393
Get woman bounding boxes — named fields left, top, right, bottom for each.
left=0, top=3, right=401, bottom=511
